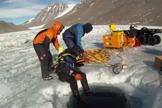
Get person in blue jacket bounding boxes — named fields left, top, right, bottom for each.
left=62, top=23, right=93, bottom=67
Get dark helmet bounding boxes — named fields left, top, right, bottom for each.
left=70, top=45, right=84, bottom=58
left=83, top=23, right=93, bottom=32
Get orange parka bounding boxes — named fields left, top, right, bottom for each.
left=33, top=21, right=63, bottom=51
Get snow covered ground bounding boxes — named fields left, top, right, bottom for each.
left=0, top=25, right=162, bottom=108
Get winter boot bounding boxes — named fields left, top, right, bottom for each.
left=74, top=96, right=88, bottom=108
left=49, top=66, right=56, bottom=74
left=85, top=90, right=93, bottom=96
left=49, top=64, right=58, bottom=74
left=43, top=75, right=53, bottom=81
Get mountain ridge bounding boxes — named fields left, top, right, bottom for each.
left=1, top=0, right=162, bottom=34
left=23, top=2, right=74, bottom=28
left=44, top=0, right=162, bottom=28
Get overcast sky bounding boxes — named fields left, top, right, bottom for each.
left=0, top=0, right=81, bottom=25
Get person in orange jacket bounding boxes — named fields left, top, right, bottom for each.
left=33, top=21, right=64, bottom=81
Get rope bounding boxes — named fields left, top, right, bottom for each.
left=83, top=48, right=126, bottom=74
left=83, top=48, right=123, bottom=66
left=53, top=48, right=126, bottom=74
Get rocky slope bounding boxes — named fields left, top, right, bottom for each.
left=44, top=0, right=162, bottom=28
left=23, top=2, right=73, bottom=28
left=1, top=0, right=162, bottom=33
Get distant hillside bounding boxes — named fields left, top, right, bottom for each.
left=44, top=0, right=162, bottom=28
left=23, top=2, right=74, bottom=28
left=1, top=0, right=162, bottom=33
left=0, top=21, right=28, bottom=34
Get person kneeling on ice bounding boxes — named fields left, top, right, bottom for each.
left=55, top=45, right=93, bottom=105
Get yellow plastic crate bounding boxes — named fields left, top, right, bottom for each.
left=103, top=35, right=123, bottom=48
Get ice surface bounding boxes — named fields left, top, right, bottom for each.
left=0, top=25, right=162, bottom=108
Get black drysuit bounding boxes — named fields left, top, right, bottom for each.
left=56, top=49, right=90, bottom=97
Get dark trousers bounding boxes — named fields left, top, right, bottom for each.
left=57, top=67, right=90, bottom=96
left=33, top=44, right=53, bottom=78
left=63, top=37, right=75, bottom=48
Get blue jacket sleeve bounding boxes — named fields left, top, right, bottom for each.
left=75, top=24, right=84, bottom=50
